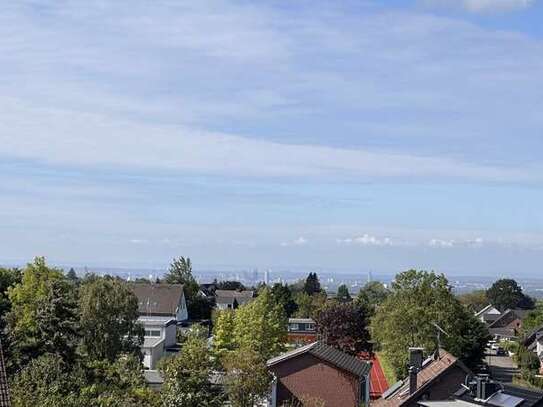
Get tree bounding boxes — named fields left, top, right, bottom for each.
left=356, top=281, right=389, bottom=312
left=213, top=309, right=236, bottom=357
left=66, top=268, right=79, bottom=284
left=233, top=288, right=287, bottom=359
left=372, top=270, right=489, bottom=376
left=314, top=302, right=371, bottom=355
left=336, top=284, right=351, bottom=303
left=303, top=272, right=321, bottom=295
left=216, top=281, right=245, bottom=291
left=0, top=267, right=21, bottom=320
left=271, top=283, right=298, bottom=317
left=486, top=279, right=534, bottom=312
left=457, top=290, right=488, bottom=313
left=523, top=301, right=543, bottom=334
left=6, top=258, right=78, bottom=370
left=293, top=292, right=327, bottom=319
left=164, top=257, right=199, bottom=296
left=223, top=347, right=272, bottom=407
left=78, top=275, right=143, bottom=362
left=160, top=336, right=223, bottom=407
left=10, top=354, right=82, bottom=407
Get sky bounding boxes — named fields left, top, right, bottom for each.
left=1, top=0, right=542, bottom=276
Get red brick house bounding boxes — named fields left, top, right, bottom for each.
left=286, top=318, right=317, bottom=346
left=488, top=309, right=529, bottom=340
left=373, top=348, right=471, bottom=407
left=267, top=341, right=371, bottom=407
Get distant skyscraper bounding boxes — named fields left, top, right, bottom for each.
left=264, top=269, right=270, bottom=285
left=367, top=271, right=372, bottom=284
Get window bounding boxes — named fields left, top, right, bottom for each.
left=307, top=323, right=315, bottom=331
left=145, top=329, right=161, bottom=337
left=289, top=323, right=299, bottom=331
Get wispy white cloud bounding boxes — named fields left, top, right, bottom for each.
left=427, top=237, right=485, bottom=248
left=421, top=0, right=535, bottom=13
left=337, top=234, right=394, bottom=247
left=280, top=237, right=308, bottom=247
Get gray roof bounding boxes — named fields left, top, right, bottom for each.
left=488, top=309, right=529, bottom=329
left=143, top=337, right=164, bottom=348
left=215, top=290, right=254, bottom=305
left=288, top=318, right=315, bottom=324
left=267, top=341, right=371, bottom=378
left=456, top=383, right=543, bottom=407
left=131, top=283, right=184, bottom=316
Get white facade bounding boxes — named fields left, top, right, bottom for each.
left=140, top=317, right=177, bottom=370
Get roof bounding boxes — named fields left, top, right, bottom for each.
left=489, top=327, right=517, bottom=339
left=488, top=310, right=529, bottom=329
left=374, top=350, right=470, bottom=407
left=267, top=341, right=371, bottom=378
left=456, top=383, right=543, bottom=407
left=288, top=318, right=315, bottom=324
left=143, top=337, right=164, bottom=348
left=523, top=324, right=543, bottom=347
left=0, top=340, right=10, bottom=407
left=420, top=401, right=479, bottom=407
left=131, top=283, right=184, bottom=316
left=476, top=305, right=501, bottom=318
left=215, top=290, right=254, bottom=305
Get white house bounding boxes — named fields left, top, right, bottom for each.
left=131, top=283, right=188, bottom=322
left=140, top=316, right=177, bottom=369
left=475, top=304, right=501, bottom=324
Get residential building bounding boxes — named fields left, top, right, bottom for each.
left=476, top=305, right=502, bottom=325
left=523, top=325, right=543, bottom=374
left=420, top=375, right=543, bottom=407
left=373, top=348, right=471, bottom=407
left=267, top=341, right=371, bottom=407
left=140, top=316, right=178, bottom=369
left=215, top=289, right=254, bottom=310
left=287, top=318, right=317, bottom=345
left=130, top=283, right=188, bottom=322
left=488, top=309, right=529, bottom=340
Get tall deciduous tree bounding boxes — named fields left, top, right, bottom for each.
left=6, top=257, right=78, bottom=370
left=356, top=281, right=389, bottom=312
left=303, top=272, right=321, bottom=295
left=315, top=302, right=371, bottom=355
left=293, top=292, right=327, bottom=319
left=457, top=290, right=488, bottom=313
left=160, top=336, right=223, bottom=407
left=223, top=347, right=272, bottom=407
left=164, top=257, right=199, bottom=297
left=233, top=288, right=287, bottom=360
left=79, top=275, right=143, bottom=362
left=213, top=309, right=236, bottom=357
left=486, top=279, right=534, bottom=312
left=372, top=270, right=489, bottom=376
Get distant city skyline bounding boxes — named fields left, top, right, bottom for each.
left=1, top=1, right=542, bottom=276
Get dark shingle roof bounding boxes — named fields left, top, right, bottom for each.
left=130, top=283, right=184, bottom=316
left=215, top=290, right=254, bottom=305
left=267, top=341, right=371, bottom=378
left=488, top=309, right=529, bottom=329
left=0, top=340, right=10, bottom=407
left=456, top=383, right=543, bottom=407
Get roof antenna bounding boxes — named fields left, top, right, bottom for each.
left=431, top=322, right=449, bottom=359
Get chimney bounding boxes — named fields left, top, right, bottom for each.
left=409, top=366, right=418, bottom=395
left=409, top=347, right=424, bottom=371
left=475, top=375, right=499, bottom=400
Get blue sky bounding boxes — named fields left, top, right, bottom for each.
left=1, top=0, right=542, bottom=276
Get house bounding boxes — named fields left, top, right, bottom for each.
left=267, top=341, right=371, bottom=407
left=476, top=305, right=502, bottom=325
left=140, top=316, right=178, bottom=369
left=0, top=340, right=10, bottom=407
left=373, top=348, right=471, bottom=407
left=488, top=309, right=529, bottom=340
left=287, top=318, right=317, bottom=345
left=130, top=283, right=188, bottom=322
left=420, top=375, right=543, bottom=407
left=523, top=324, right=543, bottom=374
left=215, top=289, right=254, bottom=310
